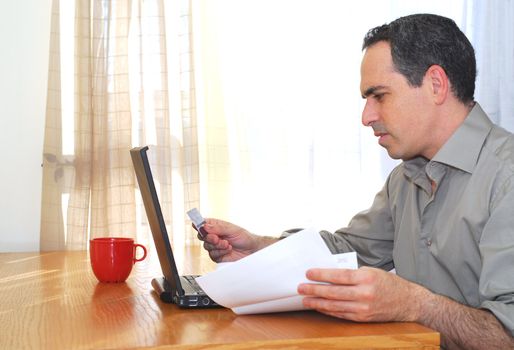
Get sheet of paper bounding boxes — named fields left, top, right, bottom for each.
left=196, top=228, right=358, bottom=314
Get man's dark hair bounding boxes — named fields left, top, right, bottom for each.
left=362, top=14, right=476, bottom=104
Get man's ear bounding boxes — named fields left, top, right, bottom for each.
left=425, top=65, right=449, bottom=105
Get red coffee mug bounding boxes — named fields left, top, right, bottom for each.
left=89, top=237, right=147, bottom=283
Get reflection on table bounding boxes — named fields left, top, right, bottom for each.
left=0, top=249, right=439, bottom=349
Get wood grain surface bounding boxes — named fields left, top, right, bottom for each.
left=0, top=249, right=439, bottom=349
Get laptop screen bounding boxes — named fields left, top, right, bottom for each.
left=130, top=146, right=183, bottom=295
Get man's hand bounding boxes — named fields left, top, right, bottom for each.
left=201, top=218, right=278, bottom=262
left=298, top=266, right=423, bottom=322
left=298, top=266, right=514, bottom=349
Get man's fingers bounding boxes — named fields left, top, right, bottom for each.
left=302, top=296, right=374, bottom=323
left=302, top=296, right=367, bottom=314
left=305, top=268, right=363, bottom=285
left=203, top=239, right=230, bottom=251
left=204, top=218, right=246, bottom=238
left=208, top=248, right=233, bottom=262
left=204, top=237, right=232, bottom=262
left=203, top=218, right=232, bottom=234
left=298, top=283, right=362, bottom=301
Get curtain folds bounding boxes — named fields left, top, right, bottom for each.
left=469, top=1, right=514, bottom=129
left=41, top=0, right=65, bottom=250
left=40, top=0, right=200, bottom=251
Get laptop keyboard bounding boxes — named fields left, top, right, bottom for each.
left=183, top=275, right=203, bottom=293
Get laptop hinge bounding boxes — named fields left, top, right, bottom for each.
left=151, top=277, right=174, bottom=303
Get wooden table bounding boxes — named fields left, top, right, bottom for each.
left=0, top=249, right=439, bottom=349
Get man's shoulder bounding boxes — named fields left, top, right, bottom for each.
left=473, top=125, right=514, bottom=197
left=484, top=125, right=514, bottom=168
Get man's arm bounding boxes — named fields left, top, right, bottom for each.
left=298, top=267, right=514, bottom=350
left=417, top=288, right=514, bottom=349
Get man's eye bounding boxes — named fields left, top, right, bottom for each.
left=373, top=94, right=384, bottom=101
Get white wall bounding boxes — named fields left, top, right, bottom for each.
left=0, top=0, right=53, bottom=252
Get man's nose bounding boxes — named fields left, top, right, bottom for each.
left=361, top=99, right=379, bottom=126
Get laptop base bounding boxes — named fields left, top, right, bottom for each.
left=152, top=277, right=221, bottom=308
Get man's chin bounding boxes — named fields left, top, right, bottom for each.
left=384, top=147, right=405, bottom=161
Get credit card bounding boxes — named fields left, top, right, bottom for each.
left=187, top=208, right=207, bottom=238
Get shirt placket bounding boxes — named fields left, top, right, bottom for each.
left=416, top=162, right=445, bottom=284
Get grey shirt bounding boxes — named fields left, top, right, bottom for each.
left=286, top=103, right=514, bottom=335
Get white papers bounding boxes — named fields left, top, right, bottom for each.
left=196, top=228, right=358, bottom=315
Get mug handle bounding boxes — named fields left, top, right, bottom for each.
left=134, top=244, right=147, bottom=262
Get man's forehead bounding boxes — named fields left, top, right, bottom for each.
left=360, top=43, right=404, bottom=95
left=362, top=46, right=396, bottom=70
left=362, top=41, right=393, bottom=64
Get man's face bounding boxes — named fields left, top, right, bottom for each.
left=360, top=41, right=434, bottom=160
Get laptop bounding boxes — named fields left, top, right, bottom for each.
left=130, top=146, right=219, bottom=308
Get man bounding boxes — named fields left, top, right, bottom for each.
left=200, top=14, right=514, bottom=349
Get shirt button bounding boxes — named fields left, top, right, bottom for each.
left=426, top=239, right=432, bottom=246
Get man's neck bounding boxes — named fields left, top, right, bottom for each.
left=424, top=101, right=474, bottom=160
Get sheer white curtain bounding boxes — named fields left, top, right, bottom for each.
left=466, top=1, right=514, bottom=130
left=192, top=0, right=467, bottom=235
left=40, top=0, right=201, bottom=252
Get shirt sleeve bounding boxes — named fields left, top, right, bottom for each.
left=478, top=174, right=514, bottom=336
left=281, top=175, right=396, bottom=271
left=328, top=177, right=395, bottom=270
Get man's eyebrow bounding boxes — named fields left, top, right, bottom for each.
left=361, top=85, right=387, bottom=99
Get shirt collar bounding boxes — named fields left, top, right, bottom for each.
left=431, top=103, right=493, bottom=174
left=404, top=103, right=493, bottom=178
